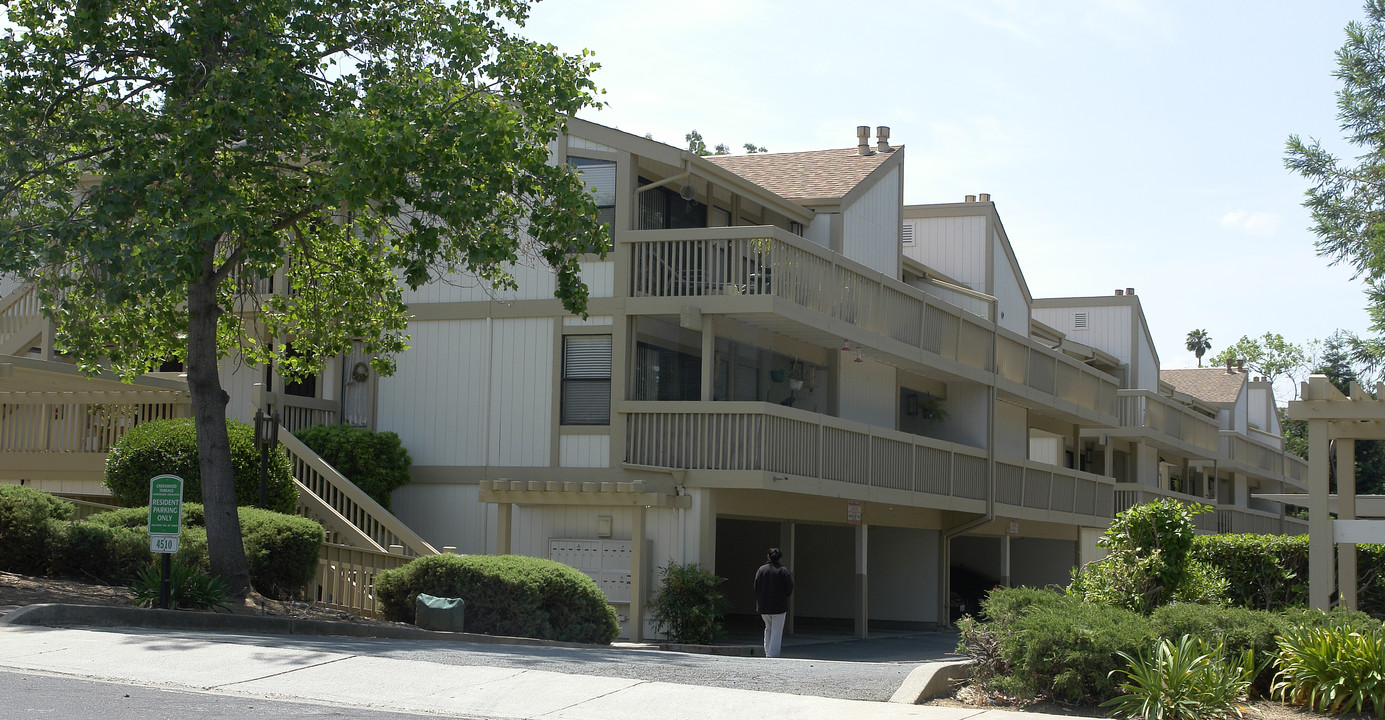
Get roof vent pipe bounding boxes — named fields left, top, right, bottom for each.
left=1237, top=359, right=1245, bottom=372
left=978, top=193, right=991, bottom=202
left=1126, top=287, right=1135, bottom=296
left=876, top=126, right=891, bottom=152
left=857, top=126, right=873, bottom=156
left=1225, top=358, right=1234, bottom=373
left=1115, top=289, right=1123, bottom=296
left=965, top=194, right=976, bottom=203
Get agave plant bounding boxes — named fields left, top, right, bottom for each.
left=131, top=563, right=231, bottom=612
left=1272, top=622, right=1385, bottom=717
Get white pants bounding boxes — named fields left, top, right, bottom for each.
left=761, top=612, right=787, bottom=658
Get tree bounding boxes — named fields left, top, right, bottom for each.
left=744, top=143, right=768, bottom=154
left=1209, top=332, right=1308, bottom=393
left=1185, top=329, right=1212, bottom=367
left=685, top=130, right=766, bottom=156
left=0, top=0, right=607, bottom=594
left=1286, top=1, right=1385, bottom=376
left=1283, top=331, right=1385, bottom=494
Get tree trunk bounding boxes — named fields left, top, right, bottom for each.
left=186, top=276, right=251, bottom=597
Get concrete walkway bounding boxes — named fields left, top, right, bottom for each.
left=0, top=606, right=1073, bottom=720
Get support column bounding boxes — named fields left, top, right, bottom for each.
left=1000, top=533, right=1012, bottom=587
left=700, top=317, right=715, bottom=402
left=630, top=505, right=647, bottom=641
left=1233, top=473, right=1250, bottom=509
left=780, top=522, right=796, bottom=635
left=1339, top=438, right=1358, bottom=611
left=854, top=522, right=869, bottom=639
left=496, top=502, right=512, bottom=555
left=1309, top=419, right=1334, bottom=611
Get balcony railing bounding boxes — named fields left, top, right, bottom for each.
left=622, top=227, right=1119, bottom=422
left=1113, top=485, right=1219, bottom=533
left=622, top=401, right=1115, bottom=521
left=1216, top=506, right=1306, bottom=536
left=1115, top=390, right=1221, bottom=453
left=0, top=393, right=189, bottom=453
left=1220, top=432, right=1288, bottom=479
left=0, top=283, right=44, bottom=355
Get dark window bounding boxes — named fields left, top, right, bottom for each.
left=637, top=179, right=707, bottom=230
left=570, top=156, right=616, bottom=246
left=561, top=335, right=612, bottom=425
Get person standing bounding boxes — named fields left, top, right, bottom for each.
left=754, top=547, right=793, bottom=658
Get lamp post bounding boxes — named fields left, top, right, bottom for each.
left=254, top=409, right=279, bottom=509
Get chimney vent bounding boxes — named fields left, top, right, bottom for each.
left=1126, top=287, right=1135, bottom=296
left=978, top=192, right=991, bottom=202
left=876, top=126, right=892, bottom=152
left=965, top=194, right=976, bottom=203
left=1236, top=359, right=1245, bottom=372
left=1225, top=358, right=1234, bottom=373
left=1115, top=289, right=1123, bottom=296
left=857, top=126, right=873, bottom=156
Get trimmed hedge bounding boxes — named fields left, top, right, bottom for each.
left=1191, top=534, right=1309, bottom=610
left=0, top=485, right=73, bottom=575
left=103, top=418, right=295, bottom=513
left=375, top=553, right=620, bottom=644
left=46, top=520, right=150, bottom=583
left=86, top=502, right=321, bottom=598
left=293, top=424, right=411, bottom=510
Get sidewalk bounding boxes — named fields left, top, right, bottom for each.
left=0, top=605, right=1069, bottom=720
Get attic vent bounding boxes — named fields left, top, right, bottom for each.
left=901, top=222, right=915, bottom=246
left=1073, top=312, right=1089, bottom=330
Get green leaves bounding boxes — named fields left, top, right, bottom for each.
left=1272, top=621, right=1385, bottom=716
left=1103, top=635, right=1255, bottom=720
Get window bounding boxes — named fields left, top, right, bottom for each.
left=637, top=179, right=707, bottom=230
left=562, top=335, right=611, bottom=425
left=570, top=156, right=616, bottom=244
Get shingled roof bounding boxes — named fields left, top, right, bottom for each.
left=705, top=147, right=898, bottom=202
left=1161, top=368, right=1248, bottom=405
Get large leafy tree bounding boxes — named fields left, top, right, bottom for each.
left=0, top=0, right=608, bottom=593
left=1287, top=0, right=1385, bottom=378
left=1209, top=332, right=1308, bottom=395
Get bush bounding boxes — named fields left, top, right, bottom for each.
left=375, top=553, right=620, bottom=644
left=293, top=424, right=411, bottom=510
left=46, top=520, right=150, bottom=583
left=0, top=485, right=73, bottom=575
left=85, top=502, right=319, bottom=597
left=1152, top=603, right=1287, bottom=694
left=1069, top=500, right=1221, bottom=614
left=648, top=562, right=728, bottom=644
left=1273, top=620, right=1385, bottom=716
left=1191, top=534, right=1308, bottom=611
left=103, top=418, right=295, bottom=513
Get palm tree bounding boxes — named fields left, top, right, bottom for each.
left=1186, top=329, right=1212, bottom=367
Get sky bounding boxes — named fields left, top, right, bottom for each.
left=517, top=0, right=1373, bottom=398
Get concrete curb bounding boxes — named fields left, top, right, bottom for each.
left=0, top=603, right=763, bottom=657
left=887, top=660, right=972, bottom=704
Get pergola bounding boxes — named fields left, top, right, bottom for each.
left=1272, top=375, right=1385, bottom=610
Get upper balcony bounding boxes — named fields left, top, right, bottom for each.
left=619, top=226, right=1119, bottom=427
left=622, top=400, right=1116, bottom=527
left=1110, top=389, right=1221, bottom=456
left=1220, top=431, right=1305, bottom=489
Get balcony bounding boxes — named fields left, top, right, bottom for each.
left=1111, top=389, right=1221, bottom=454
left=1113, top=484, right=1219, bottom=533
left=1220, top=432, right=1302, bottom=488
left=621, top=226, right=1119, bottom=425
left=622, top=401, right=1115, bottom=525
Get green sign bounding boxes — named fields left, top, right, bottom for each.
left=148, top=474, right=184, bottom=537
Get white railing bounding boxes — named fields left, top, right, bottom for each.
left=1215, top=506, right=1303, bottom=536
left=271, top=394, right=339, bottom=433
left=621, top=227, right=1119, bottom=422
left=278, top=430, right=437, bottom=558
left=1116, top=390, right=1220, bottom=453
left=0, top=283, right=43, bottom=354
left=0, top=394, right=189, bottom=452
left=310, top=542, right=412, bottom=618
left=623, top=401, right=1115, bottom=520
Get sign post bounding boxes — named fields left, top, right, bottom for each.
left=148, top=475, right=184, bottom=610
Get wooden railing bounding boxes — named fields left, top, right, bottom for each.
left=0, top=393, right=189, bottom=452
left=622, top=227, right=1120, bottom=422
left=1113, top=484, right=1219, bottom=533
left=623, top=401, right=1116, bottom=521
left=1220, top=432, right=1287, bottom=479
left=1216, top=506, right=1306, bottom=536
left=271, top=394, right=339, bottom=433
left=1116, top=390, right=1220, bottom=453
left=279, top=430, right=437, bottom=558
left=311, top=542, right=412, bottom=618
left=0, top=283, right=45, bottom=355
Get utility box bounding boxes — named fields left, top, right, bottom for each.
left=415, top=593, right=465, bottom=632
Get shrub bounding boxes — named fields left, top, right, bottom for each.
left=103, top=418, right=295, bottom=513
left=1273, top=620, right=1385, bottom=716
left=1069, top=500, right=1222, bottom=614
left=293, top=424, right=412, bottom=510
left=46, top=520, right=150, bottom=583
left=0, top=485, right=73, bottom=575
left=1103, top=634, right=1256, bottom=720
left=1191, top=534, right=1308, bottom=611
left=647, top=562, right=728, bottom=644
left=375, top=553, right=620, bottom=644
left=1152, top=603, right=1287, bottom=694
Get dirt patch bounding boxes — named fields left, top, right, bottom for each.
left=0, top=570, right=393, bottom=626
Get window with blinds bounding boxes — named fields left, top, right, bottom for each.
left=570, top=157, right=616, bottom=240
left=562, top=335, right=612, bottom=425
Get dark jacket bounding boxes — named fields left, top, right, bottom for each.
left=754, top=561, right=793, bottom=615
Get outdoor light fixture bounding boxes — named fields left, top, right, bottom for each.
left=253, top=409, right=280, bottom=509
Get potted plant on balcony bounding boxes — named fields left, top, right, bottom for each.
left=787, top=362, right=814, bottom=393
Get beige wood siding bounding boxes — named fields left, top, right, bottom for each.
left=391, top=482, right=491, bottom=554
left=559, top=434, right=610, bottom=468
left=906, top=215, right=986, bottom=289
left=993, top=230, right=1028, bottom=334
left=838, top=356, right=897, bottom=428
left=1033, top=304, right=1133, bottom=368
left=219, top=357, right=263, bottom=425
left=843, top=166, right=901, bottom=277
left=402, top=260, right=614, bottom=304
left=487, top=317, right=555, bottom=466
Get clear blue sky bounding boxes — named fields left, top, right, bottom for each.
left=520, top=0, right=1372, bottom=395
